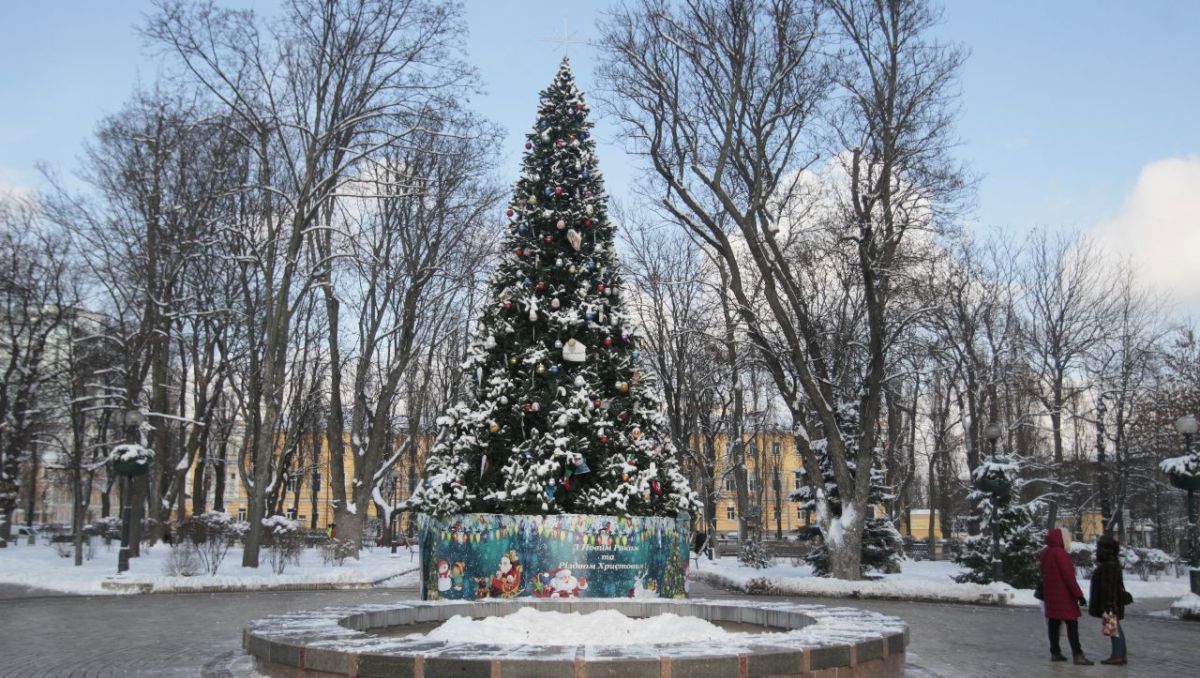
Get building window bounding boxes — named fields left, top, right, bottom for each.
left=237, top=508, right=246, bottom=522
left=298, top=514, right=307, bottom=524
left=793, top=471, right=802, bottom=492
left=285, top=475, right=299, bottom=493
left=723, top=477, right=734, bottom=493
left=772, top=441, right=781, bottom=458
left=726, top=505, right=735, bottom=520
left=286, top=508, right=297, bottom=520
left=797, top=506, right=804, bottom=520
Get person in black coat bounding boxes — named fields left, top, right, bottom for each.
left=1088, top=534, right=1130, bottom=665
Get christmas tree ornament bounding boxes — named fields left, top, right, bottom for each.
left=549, top=365, right=560, bottom=375
left=651, top=480, right=662, bottom=496
left=536, top=281, right=547, bottom=292
left=602, top=337, right=614, bottom=348
left=554, top=187, right=563, bottom=196
left=581, top=217, right=592, bottom=227
left=631, top=350, right=640, bottom=360
left=575, top=458, right=591, bottom=474
left=506, top=209, right=514, bottom=217
left=489, top=421, right=500, bottom=433
left=567, top=229, right=582, bottom=251
left=597, top=283, right=606, bottom=293
left=531, top=402, right=540, bottom=412
left=556, top=218, right=566, bottom=230
left=632, top=427, right=642, bottom=440
left=599, top=434, right=609, bottom=445
left=515, top=247, right=525, bottom=258
left=502, top=301, right=513, bottom=311
left=618, top=411, right=630, bottom=422
left=616, top=381, right=630, bottom=395
left=554, top=339, right=564, bottom=348
left=562, top=339, right=587, bottom=363
left=592, top=398, right=603, bottom=409
left=555, top=138, right=565, bottom=147
left=523, top=403, right=534, bottom=413
left=544, top=235, right=554, bottom=244
left=562, top=477, right=573, bottom=490
left=528, top=195, right=538, bottom=205
left=508, top=356, right=519, bottom=366
left=536, top=364, right=547, bottom=375
left=544, top=186, right=553, bottom=197
left=550, top=298, right=561, bottom=309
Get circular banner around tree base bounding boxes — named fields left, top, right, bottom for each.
left=418, top=512, right=690, bottom=601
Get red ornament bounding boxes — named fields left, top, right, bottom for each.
left=593, top=399, right=602, bottom=409
left=618, top=411, right=630, bottom=422
left=515, top=247, right=525, bottom=258
left=506, top=209, right=514, bottom=217
left=596, top=284, right=606, bottom=293
left=554, top=187, right=563, bottom=196
left=555, top=138, right=565, bottom=147
left=525, top=141, right=532, bottom=149
left=502, top=301, right=513, bottom=311
left=602, top=337, right=614, bottom=348
left=523, top=403, right=533, bottom=413
left=651, top=480, right=662, bottom=496
left=599, top=435, right=609, bottom=445
left=581, top=218, right=592, bottom=228
left=563, top=477, right=573, bottom=491
left=543, top=235, right=554, bottom=244
left=536, top=281, right=547, bottom=292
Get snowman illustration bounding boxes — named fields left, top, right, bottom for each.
left=436, top=559, right=452, bottom=593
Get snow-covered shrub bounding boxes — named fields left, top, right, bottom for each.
left=1130, top=547, right=1172, bottom=581
left=1069, top=541, right=1095, bottom=576
left=321, top=538, right=355, bottom=567
left=738, top=537, right=772, bottom=569
left=163, top=541, right=204, bottom=577
left=263, top=515, right=303, bottom=575
left=178, top=511, right=241, bottom=576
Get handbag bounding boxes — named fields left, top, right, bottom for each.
left=1101, top=611, right=1118, bottom=637
left=1121, top=590, right=1133, bottom=606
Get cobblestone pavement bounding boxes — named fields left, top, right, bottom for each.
left=0, top=580, right=1196, bottom=677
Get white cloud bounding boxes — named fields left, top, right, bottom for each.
left=1095, top=156, right=1200, bottom=307
left=0, top=166, right=35, bottom=201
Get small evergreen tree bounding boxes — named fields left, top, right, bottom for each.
left=793, top=404, right=903, bottom=576
left=954, top=453, right=1045, bottom=588
left=405, top=59, right=696, bottom=518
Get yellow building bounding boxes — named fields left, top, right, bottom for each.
left=903, top=509, right=943, bottom=541
left=707, top=431, right=815, bottom=536
left=199, top=432, right=430, bottom=535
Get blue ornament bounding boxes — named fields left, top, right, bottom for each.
left=545, top=485, right=557, bottom=498
left=575, top=458, right=591, bottom=475
left=587, top=261, right=597, bottom=272
left=631, top=350, right=640, bottom=360
left=580, top=131, right=590, bottom=140
left=518, top=226, right=527, bottom=234
left=586, top=311, right=595, bottom=321
left=549, top=365, right=560, bottom=375
left=544, top=186, right=553, bottom=197
left=523, top=277, right=532, bottom=287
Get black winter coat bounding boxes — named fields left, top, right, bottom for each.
left=1088, top=560, right=1126, bottom=620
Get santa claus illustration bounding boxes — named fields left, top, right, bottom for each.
left=436, top=559, right=451, bottom=593
left=547, top=568, right=588, bottom=598
left=490, top=550, right=523, bottom=598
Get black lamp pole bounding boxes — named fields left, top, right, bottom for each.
left=984, top=422, right=1003, bottom=584
left=116, top=409, right=142, bottom=574
left=1185, top=431, right=1198, bottom=571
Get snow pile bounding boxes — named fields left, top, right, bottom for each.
left=419, top=607, right=738, bottom=646
left=0, top=541, right=419, bottom=595
left=1170, top=591, right=1200, bottom=619
left=692, top=556, right=1193, bottom=606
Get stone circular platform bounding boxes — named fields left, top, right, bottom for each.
left=243, top=598, right=908, bottom=677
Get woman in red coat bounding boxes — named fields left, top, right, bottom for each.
left=1040, top=527, right=1092, bottom=665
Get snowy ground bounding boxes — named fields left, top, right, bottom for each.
left=0, top=539, right=420, bottom=595
left=689, top=556, right=1192, bottom=607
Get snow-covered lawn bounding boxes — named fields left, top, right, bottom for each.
left=689, top=557, right=1192, bottom=607
left=0, top=540, right=419, bottom=595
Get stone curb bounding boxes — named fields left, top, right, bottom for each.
left=244, top=598, right=909, bottom=678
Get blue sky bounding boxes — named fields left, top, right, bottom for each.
left=2, top=1, right=1198, bottom=244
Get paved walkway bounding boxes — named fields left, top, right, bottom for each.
left=0, top=581, right=1195, bottom=677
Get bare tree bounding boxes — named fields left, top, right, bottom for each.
left=599, top=0, right=967, bottom=578
left=144, top=0, right=480, bottom=566
left=0, top=198, right=78, bottom=546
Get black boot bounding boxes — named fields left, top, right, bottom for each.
left=1073, top=652, right=1094, bottom=666
left=1050, top=653, right=1068, bottom=662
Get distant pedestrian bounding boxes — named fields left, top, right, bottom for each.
left=1040, top=527, right=1092, bottom=665
left=1089, top=534, right=1130, bottom=665
left=326, top=523, right=335, bottom=539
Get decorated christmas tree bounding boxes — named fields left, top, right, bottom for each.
left=954, top=452, right=1045, bottom=588
left=405, top=59, right=696, bottom=520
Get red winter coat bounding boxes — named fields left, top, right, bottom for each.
left=1040, top=529, right=1083, bottom=620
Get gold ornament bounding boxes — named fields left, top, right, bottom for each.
left=489, top=421, right=500, bottom=433
left=528, top=195, right=538, bottom=205
left=616, top=381, right=630, bottom=395
left=536, top=364, right=547, bottom=375
left=632, top=427, right=642, bottom=440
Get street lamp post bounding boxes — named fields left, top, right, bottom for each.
left=1172, top=416, right=1200, bottom=584
left=984, top=422, right=1004, bottom=584
left=116, top=409, right=144, bottom=574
